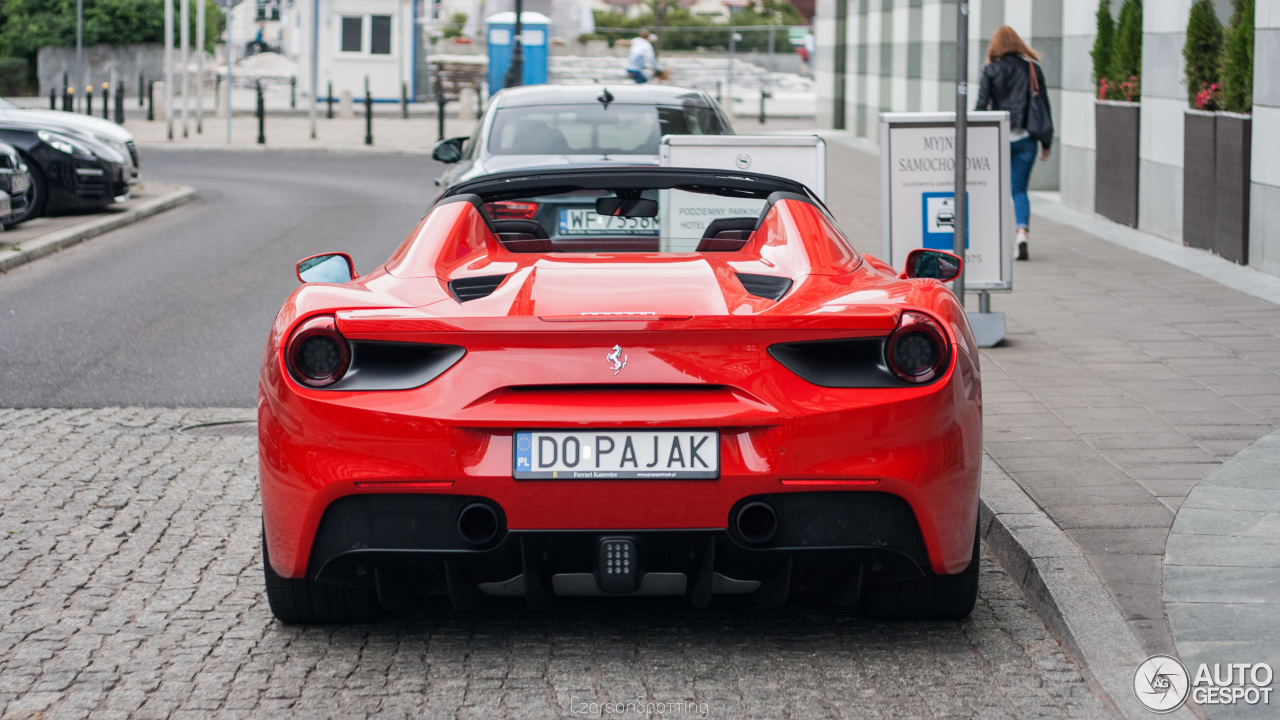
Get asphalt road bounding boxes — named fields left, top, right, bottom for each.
left=0, top=149, right=440, bottom=407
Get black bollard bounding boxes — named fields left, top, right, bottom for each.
left=256, top=81, right=265, bottom=145
left=290, top=76, right=296, bottom=109
left=86, top=87, right=93, bottom=116
left=364, top=78, right=373, bottom=146
left=115, top=83, right=125, bottom=124
left=102, top=82, right=109, bottom=120
left=326, top=81, right=333, bottom=119
left=50, top=87, right=56, bottom=110
left=64, top=87, right=73, bottom=112
left=401, top=82, right=408, bottom=119
left=759, top=89, right=770, bottom=124
left=139, top=72, right=145, bottom=106
left=435, top=71, right=445, bottom=141
left=147, top=81, right=155, bottom=121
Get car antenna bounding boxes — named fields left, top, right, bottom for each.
left=597, top=88, right=614, bottom=108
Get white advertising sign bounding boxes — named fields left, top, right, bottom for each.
left=658, top=135, right=826, bottom=251
left=879, top=112, right=1013, bottom=291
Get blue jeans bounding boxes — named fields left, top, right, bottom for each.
left=1010, top=137, right=1038, bottom=230
left=627, top=69, right=648, bottom=84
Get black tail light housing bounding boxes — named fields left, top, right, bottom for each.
left=286, top=315, right=350, bottom=388
left=885, top=311, right=950, bottom=384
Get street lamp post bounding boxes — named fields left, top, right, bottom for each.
left=952, top=1, right=969, bottom=307
left=76, top=0, right=84, bottom=114
left=165, top=0, right=174, bottom=139
left=503, top=0, right=524, bottom=89
left=197, top=0, right=205, bottom=133
left=181, top=0, right=190, bottom=138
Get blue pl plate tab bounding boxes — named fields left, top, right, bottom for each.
left=921, top=191, right=969, bottom=251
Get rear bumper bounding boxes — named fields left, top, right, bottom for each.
left=305, top=492, right=933, bottom=602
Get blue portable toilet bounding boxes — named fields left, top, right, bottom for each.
left=486, top=11, right=551, bottom=95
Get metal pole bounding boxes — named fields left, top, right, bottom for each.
left=291, top=76, right=296, bottom=108
left=767, top=24, right=776, bottom=73
left=197, top=0, right=205, bottom=133
left=256, top=80, right=265, bottom=144
left=327, top=80, right=333, bottom=119
left=226, top=6, right=233, bottom=144
left=76, top=0, right=83, bottom=113
left=310, top=0, right=319, bottom=139
left=402, top=82, right=408, bottom=119
left=503, top=0, right=524, bottom=89
left=139, top=71, right=145, bottom=106
left=435, top=69, right=445, bottom=140
left=50, top=87, right=56, bottom=110
left=181, top=0, right=190, bottom=138
left=85, top=85, right=92, bottom=116
left=165, top=0, right=174, bottom=139
left=953, top=1, right=969, bottom=307
left=726, top=27, right=735, bottom=108
left=102, top=81, right=109, bottom=119
left=148, top=81, right=155, bottom=121
left=365, top=76, right=373, bottom=145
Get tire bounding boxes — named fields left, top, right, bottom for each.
left=2, top=157, right=45, bottom=228
left=859, top=519, right=981, bottom=621
left=262, top=532, right=383, bottom=624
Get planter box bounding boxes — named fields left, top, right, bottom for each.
left=1182, top=110, right=1217, bottom=251
left=1095, top=101, right=1141, bottom=227
left=1215, top=113, right=1252, bottom=264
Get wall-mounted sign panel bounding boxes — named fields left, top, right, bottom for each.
left=878, top=112, right=1013, bottom=291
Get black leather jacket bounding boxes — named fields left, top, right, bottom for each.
left=975, top=53, right=1053, bottom=149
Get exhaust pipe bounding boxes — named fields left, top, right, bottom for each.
left=458, top=503, right=500, bottom=546
left=736, top=501, right=778, bottom=544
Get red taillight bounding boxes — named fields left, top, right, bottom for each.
left=285, top=315, right=350, bottom=388
left=885, top=311, right=950, bottom=384
left=486, top=201, right=539, bottom=220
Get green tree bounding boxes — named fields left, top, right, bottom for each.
left=1220, top=0, right=1254, bottom=112
left=1091, top=0, right=1114, bottom=86
left=0, top=0, right=224, bottom=84
left=1183, top=0, right=1222, bottom=106
left=1108, top=0, right=1142, bottom=91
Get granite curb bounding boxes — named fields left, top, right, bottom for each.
left=0, top=185, right=197, bottom=273
left=981, top=454, right=1199, bottom=720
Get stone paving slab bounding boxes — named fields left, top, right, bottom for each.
left=0, top=409, right=1116, bottom=719
left=821, top=139, right=1280, bottom=659
left=1164, top=430, right=1280, bottom=720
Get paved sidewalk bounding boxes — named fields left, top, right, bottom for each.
left=824, top=139, right=1280, bottom=660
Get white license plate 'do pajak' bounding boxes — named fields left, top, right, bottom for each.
left=514, top=430, right=718, bottom=479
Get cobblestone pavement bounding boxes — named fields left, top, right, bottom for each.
left=0, top=409, right=1114, bottom=720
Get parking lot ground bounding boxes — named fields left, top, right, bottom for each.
left=0, top=408, right=1115, bottom=720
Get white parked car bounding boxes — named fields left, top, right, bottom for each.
left=0, top=97, right=138, bottom=184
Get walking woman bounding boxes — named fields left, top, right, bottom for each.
left=975, top=26, right=1053, bottom=261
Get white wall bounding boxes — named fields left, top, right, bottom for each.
left=1251, top=0, right=1280, bottom=274
left=296, top=0, right=418, bottom=101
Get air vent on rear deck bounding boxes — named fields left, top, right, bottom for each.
left=448, top=274, right=508, bottom=302
left=735, top=273, right=793, bottom=301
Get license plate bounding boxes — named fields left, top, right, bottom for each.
left=514, top=430, right=718, bottom=479
left=558, top=209, right=659, bottom=236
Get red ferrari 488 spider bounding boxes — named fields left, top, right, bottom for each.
left=259, top=167, right=982, bottom=623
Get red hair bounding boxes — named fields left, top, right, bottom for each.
left=986, top=26, right=1040, bottom=63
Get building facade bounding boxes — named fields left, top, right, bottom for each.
left=816, top=0, right=1280, bottom=276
